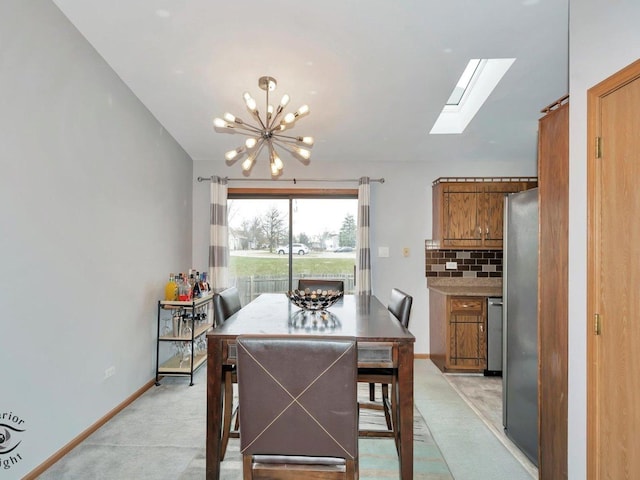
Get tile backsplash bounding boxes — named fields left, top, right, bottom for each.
left=425, top=243, right=502, bottom=278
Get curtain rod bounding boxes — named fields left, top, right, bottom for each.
left=197, top=176, right=385, bottom=184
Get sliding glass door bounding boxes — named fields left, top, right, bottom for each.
left=227, top=192, right=357, bottom=304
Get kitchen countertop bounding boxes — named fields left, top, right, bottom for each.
left=427, top=278, right=502, bottom=297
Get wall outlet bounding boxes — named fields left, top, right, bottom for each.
left=402, top=247, right=410, bottom=257
left=378, top=247, right=389, bottom=258
left=445, top=261, right=458, bottom=270
left=104, top=366, right=116, bottom=379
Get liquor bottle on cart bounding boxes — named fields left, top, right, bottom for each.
left=164, top=273, right=178, bottom=301
left=178, top=273, right=192, bottom=301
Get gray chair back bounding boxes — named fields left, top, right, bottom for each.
left=388, top=288, right=413, bottom=328
left=213, top=286, right=242, bottom=326
left=237, top=336, right=358, bottom=464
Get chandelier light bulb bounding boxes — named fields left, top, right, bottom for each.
left=296, top=104, right=310, bottom=116
left=213, top=117, right=228, bottom=129
left=242, top=154, right=256, bottom=171
left=299, top=136, right=314, bottom=146
left=294, top=147, right=311, bottom=160
left=243, top=92, right=257, bottom=112
left=280, top=94, right=290, bottom=107
left=283, top=112, right=296, bottom=124
left=225, top=147, right=244, bottom=161
left=223, top=112, right=236, bottom=123
left=245, top=137, right=258, bottom=149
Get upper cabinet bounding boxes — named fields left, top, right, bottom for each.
left=432, top=177, right=537, bottom=249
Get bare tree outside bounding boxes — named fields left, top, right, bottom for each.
left=261, top=206, right=287, bottom=253
left=241, top=216, right=264, bottom=249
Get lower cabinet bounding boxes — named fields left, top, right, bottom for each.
left=429, top=290, right=487, bottom=373
left=447, top=297, right=486, bottom=370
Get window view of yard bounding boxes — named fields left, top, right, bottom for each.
left=228, top=197, right=358, bottom=302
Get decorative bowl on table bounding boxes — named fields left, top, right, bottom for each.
left=286, top=288, right=343, bottom=312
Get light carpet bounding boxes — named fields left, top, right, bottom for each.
left=38, top=366, right=452, bottom=479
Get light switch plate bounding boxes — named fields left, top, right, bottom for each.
left=378, top=247, right=389, bottom=258
left=402, top=247, right=410, bottom=257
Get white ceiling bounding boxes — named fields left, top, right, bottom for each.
left=52, top=0, right=569, bottom=172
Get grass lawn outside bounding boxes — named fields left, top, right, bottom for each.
left=230, top=251, right=355, bottom=277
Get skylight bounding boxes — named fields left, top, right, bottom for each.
left=445, top=59, right=481, bottom=106
left=430, top=58, right=516, bottom=135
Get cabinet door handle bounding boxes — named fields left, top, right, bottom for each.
left=480, top=324, right=484, bottom=332
left=486, top=227, right=489, bottom=235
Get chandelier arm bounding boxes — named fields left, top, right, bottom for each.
left=226, top=123, right=263, bottom=135
left=272, top=133, right=307, bottom=143
left=266, top=106, right=285, bottom=130
left=251, top=110, right=268, bottom=131
left=270, top=138, right=295, bottom=151
left=272, top=138, right=311, bottom=158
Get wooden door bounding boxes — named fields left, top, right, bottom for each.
left=538, top=97, right=568, bottom=479
left=588, top=59, right=640, bottom=480
left=482, top=183, right=523, bottom=247
left=443, top=184, right=481, bottom=247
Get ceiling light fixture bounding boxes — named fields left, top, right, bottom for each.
left=213, top=76, right=314, bottom=177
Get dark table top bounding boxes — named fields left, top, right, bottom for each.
left=207, top=293, right=415, bottom=343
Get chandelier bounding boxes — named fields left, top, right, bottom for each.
left=213, top=76, right=314, bottom=176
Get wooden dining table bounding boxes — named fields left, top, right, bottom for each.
left=205, top=293, right=415, bottom=479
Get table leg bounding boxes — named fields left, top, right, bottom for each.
left=206, top=338, right=223, bottom=480
left=397, top=342, right=414, bottom=480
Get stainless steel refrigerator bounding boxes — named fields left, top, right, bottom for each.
left=502, top=188, right=539, bottom=466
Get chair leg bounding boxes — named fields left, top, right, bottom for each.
left=220, top=370, right=233, bottom=460
left=242, top=455, right=253, bottom=480
left=346, top=457, right=357, bottom=479
left=234, top=404, right=240, bottom=431
left=390, top=377, right=400, bottom=455
left=369, top=382, right=376, bottom=401
left=381, top=383, right=392, bottom=430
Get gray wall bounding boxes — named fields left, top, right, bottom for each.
left=192, top=158, right=536, bottom=356
left=0, top=1, right=193, bottom=476
left=568, top=2, right=640, bottom=478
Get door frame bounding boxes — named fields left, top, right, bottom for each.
left=586, top=58, right=640, bottom=479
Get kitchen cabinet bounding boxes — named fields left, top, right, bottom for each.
left=429, top=288, right=493, bottom=373
left=448, top=296, right=486, bottom=370
left=432, top=177, right=537, bottom=249
left=155, top=293, right=213, bottom=386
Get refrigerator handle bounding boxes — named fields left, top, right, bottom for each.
left=489, top=300, right=504, bottom=306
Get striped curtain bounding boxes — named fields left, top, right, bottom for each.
left=209, top=176, right=229, bottom=292
left=356, top=176, right=371, bottom=294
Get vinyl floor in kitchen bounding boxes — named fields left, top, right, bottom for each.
left=443, top=372, right=537, bottom=478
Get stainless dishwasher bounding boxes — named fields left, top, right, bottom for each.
left=485, top=297, right=503, bottom=375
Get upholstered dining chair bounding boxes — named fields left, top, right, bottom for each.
left=237, top=336, right=359, bottom=480
left=387, top=287, right=413, bottom=329
left=297, top=278, right=345, bottom=293
left=213, top=286, right=242, bottom=327
left=212, top=286, right=242, bottom=460
left=358, top=288, right=413, bottom=447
